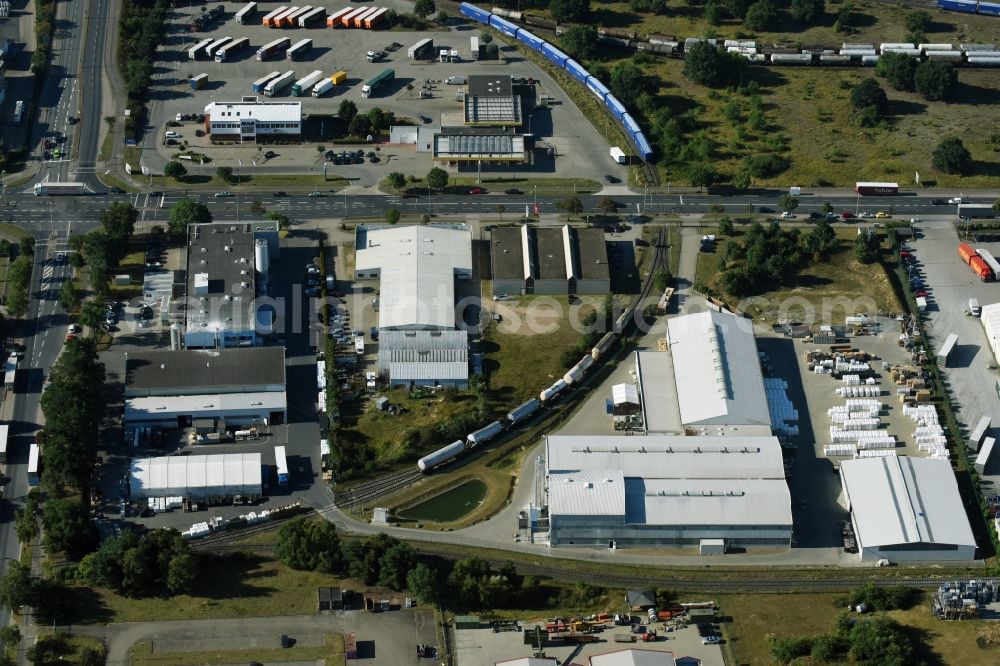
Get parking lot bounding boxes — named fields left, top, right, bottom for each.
left=453, top=622, right=724, bottom=666
left=140, top=5, right=625, bottom=184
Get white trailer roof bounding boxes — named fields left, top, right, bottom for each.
left=130, top=453, right=263, bottom=499
left=840, top=456, right=975, bottom=551
left=981, top=302, right=1000, bottom=363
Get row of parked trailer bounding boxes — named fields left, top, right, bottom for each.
left=251, top=69, right=347, bottom=96
left=416, top=302, right=641, bottom=472
left=460, top=3, right=653, bottom=161
left=259, top=5, right=389, bottom=29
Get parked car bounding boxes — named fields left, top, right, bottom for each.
left=504, top=188, right=521, bottom=195
left=604, top=174, right=620, bottom=183
left=875, top=211, right=890, bottom=219
left=780, top=211, right=794, bottom=219
left=841, top=211, right=855, bottom=219
left=164, top=131, right=180, bottom=138
left=469, top=187, right=485, bottom=194
left=931, top=198, right=947, bottom=205
left=273, top=191, right=287, bottom=197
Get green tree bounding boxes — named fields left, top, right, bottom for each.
left=413, top=0, right=436, bottom=19
left=250, top=200, right=266, bottom=216
left=496, top=204, right=506, bottom=224
left=718, top=217, right=735, bottom=236
left=168, top=198, right=212, bottom=236
left=851, top=78, right=888, bottom=112
left=905, top=9, right=932, bottom=33
left=406, top=563, right=440, bottom=605
left=387, top=172, right=406, bottom=190
left=78, top=646, right=107, bottom=666
left=557, top=195, right=584, bottom=216
left=683, top=41, right=745, bottom=87
left=855, top=229, right=880, bottom=263
left=550, top=0, right=590, bottom=22
left=855, top=105, right=880, bottom=129
left=267, top=211, right=291, bottom=230
left=805, top=219, right=838, bottom=258
left=932, top=136, right=971, bottom=174
left=560, top=25, right=599, bottom=60
left=338, top=99, right=358, bottom=122
left=687, top=163, right=717, bottom=189
left=822, top=201, right=834, bottom=214
left=914, top=60, right=957, bottom=101
left=704, top=1, right=724, bottom=25
left=771, top=636, right=813, bottom=664
left=367, top=107, right=387, bottom=131
left=80, top=300, right=104, bottom=334
left=848, top=616, right=913, bottom=664
left=377, top=541, right=417, bottom=591
left=274, top=516, right=343, bottom=573
left=653, top=269, right=673, bottom=291
left=100, top=201, right=138, bottom=245
left=41, top=497, right=94, bottom=558
left=426, top=167, right=448, bottom=191
left=597, top=197, right=617, bottom=215
left=992, top=198, right=1000, bottom=218
left=58, top=278, right=80, bottom=312
left=386, top=208, right=401, bottom=225
left=876, top=52, right=918, bottom=91
left=778, top=195, right=799, bottom=213
left=744, top=0, right=777, bottom=30
left=479, top=30, right=492, bottom=45
left=163, top=161, right=187, bottom=179
left=0, top=625, right=20, bottom=647
left=215, top=166, right=234, bottom=184
left=790, top=0, right=824, bottom=23
left=610, top=61, right=645, bottom=107
left=349, top=115, right=372, bottom=137
left=167, top=552, right=198, bottom=594
left=0, top=561, right=33, bottom=610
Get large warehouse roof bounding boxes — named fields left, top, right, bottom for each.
left=376, top=329, right=469, bottom=383
left=125, top=391, right=286, bottom=421
left=625, top=478, right=792, bottom=527
left=840, top=456, right=976, bottom=551
left=129, top=453, right=262, bottom=499
left=125, top=348, right=286, bottom=396
left=356, top=225, right=472, bottom=330
left=589, top=649, right=677, bottom=666
left=545, top=435, right=785, bottom=480
left=548, top=470, right=626, bottom=517
left=665, top=310, right=771, bottom=428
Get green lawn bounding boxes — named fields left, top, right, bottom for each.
left=695, top=226, right=903, bottom=321
left=719, top=591, right=1000, bottom=665
left=131, top=634, right=345, bottom=666
left=0, top=223, right=34, bottom=244
left=517, top=1, right=1000, bottom=188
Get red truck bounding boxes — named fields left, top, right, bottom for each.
left=959, top=243, right=993, bottom=281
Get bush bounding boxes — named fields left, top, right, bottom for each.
left=932, top=136, right=971, bottom=174
left=914, top=60, right=957, bottom=101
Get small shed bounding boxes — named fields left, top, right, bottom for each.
left=699, top=538, right=725, bottom=555
left=688, top=608, right=717, bottom=624
left=375, top=396, right=389, bottom=411
left=626, top=589, right=657, bottom=610
left=611, top=383, right=641, bottom=416
left=455, top=615, right=481, bottom=630
left=318, top=587, right=344, bottom=611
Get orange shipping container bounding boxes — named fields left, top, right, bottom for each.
left=327, top=7, right=352, bottom=26
left=959, top=243, right=977, bottom=265
left=970, top=256, right=993, bottom=281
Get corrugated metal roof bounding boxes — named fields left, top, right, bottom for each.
left=546, top=435, right=785, bottom=480
left=355, top=225, right=472, bottom=330
left=589, top=649, right=677, bottom=666
left=384, top=361, right=469, bottom=381
left=612, top=383, right=640, bottom=406
left=625, top=478, right=791, bottom=527
left=666, top=310, right=771, bottom=427
left=125, top=348, right=285, bottom=394
left=125, top=391, right=286, bottom=421
left=378, top=329, right=468, bottom=350
left=548, top=470, right=625, bottom=517
left=377, top=329, right=468, bottom=381
left=204, top=101, right=301, bottom=123
left=841, top=457, right=975, bottom=550
left=129, top=453, right=262, bottom=498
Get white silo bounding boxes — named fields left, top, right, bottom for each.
left=254, top=238, right=270, bottom=294
left=169, top=323, right=182, bottom=350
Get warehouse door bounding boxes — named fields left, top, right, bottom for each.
left=177, top=415, right=192, bottom=428
left=269, top=411, right=284, bottom=425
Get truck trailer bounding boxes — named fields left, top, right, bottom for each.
left=262, top=5, right=289, bottom=27
left=364, top=7, right=388, bottom=28
left=298, top=6, right=326, bottom=27
left=190, top=73, right=209, bottom=90
left=188, top=37, right=214, bottom=60
left=215, top=37, right=249, bottom=62
left=408, top=37, right=434, bottom=59
left=257, top=37, right=291, bottom=60
left=958, top=203, right=996, bottom=219
left=959, top=243, right=993, bottom=281
left=252, top=71, right=281, bottom=93
left=204, top=36, right=233, bottom=59
left=287, top=38, right=312, bottom=60
left=855, top=181, right=899, bottom=196
left=234, top=2, right=257, bottom=24
left=361, top=68, right=393, bottom=98
left=264, top=70, right=296, bottom=96
left=283, top=6, right=313, bottom=27
left=327, top=7, right=353, bottom=26
left=292, top=69, right=324, bottom=96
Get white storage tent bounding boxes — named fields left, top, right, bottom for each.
left=130, top=453, right=263, bottom=499
left=981, top=302, right=1000, bottom=364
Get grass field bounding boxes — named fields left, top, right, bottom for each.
left=718, top=591, right=1000, bottom=665
left=0, top=223, right=34, bottom=245
left=131, top=634, right=345, bottom=666
left=695, top=225, right=902, bottom=321
left=528, top=1, right=1000, bottom=188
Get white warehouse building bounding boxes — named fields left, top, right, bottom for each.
left=355, top=224, right=472, bottom=387
left=544, top=435, right=792, bottom=550
left=204, top=100, right=302, bottom=142
left=634, top=309, right=773, bottom=436
left=129, top=453, right=263, bottom=499
left=840, top=456, right=977, bottom=562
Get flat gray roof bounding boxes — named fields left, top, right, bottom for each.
left=468, top=74, right=513, bottom=97
left=125, top=348, right=286, bottom=395
left=490, top=226, right=526, bottom=280
left=574, top=227, right=610, bottom=281
left=534, top=227, right=568, bottom=280
left=635, top=351, right=682, bottom=433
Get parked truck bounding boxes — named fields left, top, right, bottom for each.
left=215, top=37, right=249, bottom=62
left=298, top=6, right=326, bottom=27
left=287, top=38, right=312, bottom=60
left=312, top=77, right=335, bottom=96
left=190, top=73, right=208, bottom=90
left=958, top=203, right=996, bottom=219
left=252, top=71, right=281, bottom=93
left=261, top=5, right=289, bottom=27
left=257, top=37, right=291, bottom=60
left=264, top=70, right=296, bottom=96
left=958, top=242, right=993, bottom=281
left=361, top=68, right=393, bottom=98
left=292, top=69, right=324, bottom=96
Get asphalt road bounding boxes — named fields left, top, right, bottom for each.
left=73, top=0, right=115, bottom=189
left=2, top=190, right=994, bottom=238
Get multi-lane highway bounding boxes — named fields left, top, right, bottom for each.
left=3, top=189, right=995, bottom=238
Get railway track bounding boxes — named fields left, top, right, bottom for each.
left=332, top=469, right=425, bottom=510
left=189, top=508, right=316, bottom=550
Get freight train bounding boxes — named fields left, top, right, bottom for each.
left=415, top=294, right=647, bottom=472
left=937, top=0, right=1000, bottom=16
left=460, top=3, right=654, bottom=161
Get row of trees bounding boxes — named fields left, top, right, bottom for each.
left=117, top=0, right=167, bottom=138
left=78, top=528, right=197, bottom=597
left=877, top=52, right=957, bottom=101
left=4, top=242, right=34, bottom=319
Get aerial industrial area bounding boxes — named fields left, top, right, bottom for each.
left=2, top=0, right=1000, bottom=664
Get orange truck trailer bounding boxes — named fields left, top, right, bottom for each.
left=327, top=7, right=352, bottom=26
left=959, top=243, right=993, bottom=281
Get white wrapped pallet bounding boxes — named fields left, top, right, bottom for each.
left=843, top=417, right=880, bottom=430
left=856, top=449, right=897, bottom=458
left=824, top=444, right=857, bottom=456
left=843, top=374, right=861, bottom=385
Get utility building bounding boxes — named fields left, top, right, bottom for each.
left=355, top=225, right=472, bottom=387
left=544, top=435, right=792, bottom=550
left=183, top=221, right=280, bottom=349
left=204, top=100, right=302, bottom=142
left=490, top=225, right=610, bottom=296
left=840, top=456, right=976, bottom=562
left=124, top=348, right=287, bottom=427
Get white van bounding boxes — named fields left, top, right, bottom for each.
left=969, top=298, right=981, bottom=317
